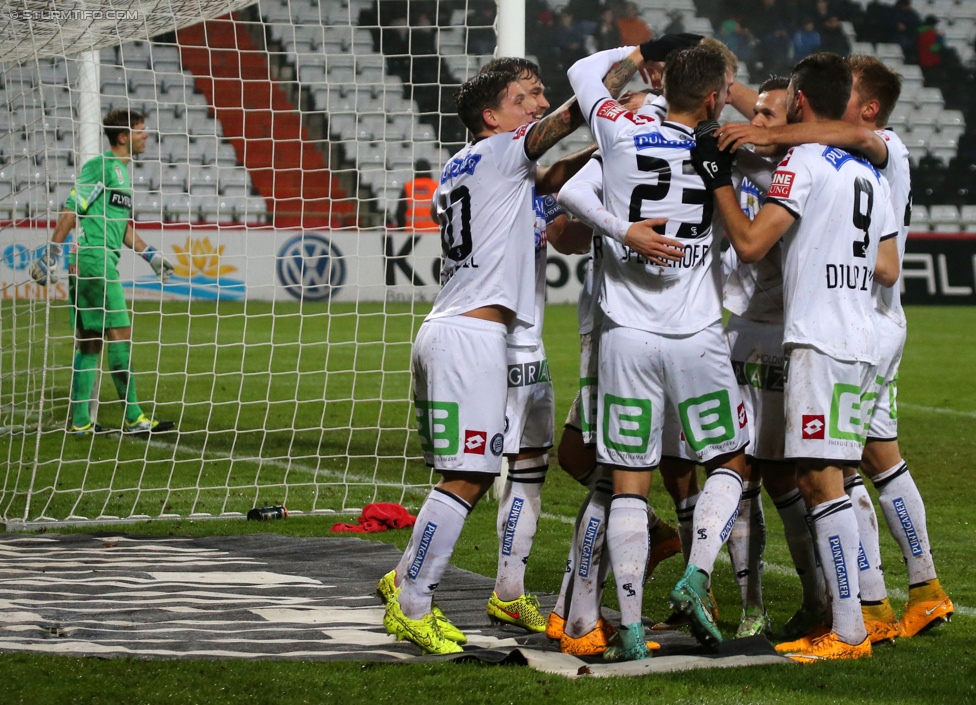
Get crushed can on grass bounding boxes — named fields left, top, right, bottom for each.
left=247, top=505, right=289, bottom=521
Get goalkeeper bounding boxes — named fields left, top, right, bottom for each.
left=31, top=108, right=175, bottom=435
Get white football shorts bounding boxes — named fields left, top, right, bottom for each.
left=597, top=320, right=749, bottom=469
left=784, top=345, right=879, bottom=464
left=866, top=314, right=906, bottom=442
left=503, top=341, right=555, bottom=455
left=564, top=331, right=599, bottom=446
left=412, top=315, right=507, bottom=474
left=725, top=313, right=787, bottom=461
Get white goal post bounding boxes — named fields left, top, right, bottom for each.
left=0, top=0, right=602, bottom=529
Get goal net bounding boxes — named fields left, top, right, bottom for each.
left=0, top=0, right=502, bottom=527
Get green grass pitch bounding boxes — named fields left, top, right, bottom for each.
left=1, top=303, right=974, bottom=702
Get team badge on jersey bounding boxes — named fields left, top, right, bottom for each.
left=769, top=171, right=795, bottom=198
left=801, top=414, right=825, bottom=439
left=464, top=430, right=487, bottom=455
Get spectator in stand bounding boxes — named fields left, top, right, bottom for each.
left=467, top=1, right=497, bottom=55
left=566, top=0, right=602, bottom=37
left=818, top=13, right=851, bottom=55
left=395, top=159, right=439, bottom=233
left=888, top=0, right=922, bottom=58
left=664, top=9, right=686, bottom=35
left=555, top=10, right=590, bottom=65
left=793, top=17, right=821, bottom=59
left=744, top=0, right=795, bottom=76
left=597, top=5, right=623, bottom=51
left=918, top=14, right=946, bottom=69
left=616, top=2, right=653, bottom=46
left=717, top=18, right=756, bottom=68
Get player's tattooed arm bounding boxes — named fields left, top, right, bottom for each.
left=526, top=48, right=645, bottom=160
left=535, top=145, right=599, bottom=194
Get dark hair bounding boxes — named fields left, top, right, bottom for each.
left=848, top=54, right=902, bottom=127
left=789, top=52, right=852, bottom=120
left=480, top=56, right=543, bottom=83
left=414, top=158, right=431, bottom=174
left=455, top=70, right=517, bottom=135
left=662, top=45, right=728, bottom=114
left=103, top=108, right=145, bottom=146
left=758, top=75, right=790, bottom=93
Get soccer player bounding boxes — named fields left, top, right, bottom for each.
left=696, top=52, right=901, bottom=662
left=376, top=63, right=629, bottom=656
left=568, top=44, right=751, bottom=659
left=717, top=55, right=952, bottom=643
left=475, top=56, right=592, bottom=633
left=30, top=108, right=175, bottom=435
left=551, top=89, right=686, bottom=656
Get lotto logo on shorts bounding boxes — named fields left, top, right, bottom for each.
left=802, top=415, right=825, bottom=439
left=737, top=402, right=747, bottom=429
left=464, top=430, right=487, bottom=455
left=768, top=171, right=795, bottom=198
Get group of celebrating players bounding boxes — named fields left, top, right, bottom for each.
left=378, top=33, right=955, bottom=664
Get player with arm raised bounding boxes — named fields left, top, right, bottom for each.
left=376, top=63, right=626, bottom=656
left=693, top=52, right=900, bottom=662
left=30, top=108, right=175, bottom=435
left=567, top=43, right=751, bottom=659
left=470, top=56, right=593, bottom=633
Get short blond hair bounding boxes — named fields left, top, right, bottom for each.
left=699, top=37, right=738, bottom=77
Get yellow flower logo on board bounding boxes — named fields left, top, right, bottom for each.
left=171, top=237, right=238, bottom=279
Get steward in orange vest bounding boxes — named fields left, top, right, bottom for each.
left=396, top=159, right=440, bottom=232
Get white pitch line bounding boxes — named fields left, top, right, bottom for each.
left=900, top=403, right=976, bottom=419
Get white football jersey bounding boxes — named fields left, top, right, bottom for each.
left=507, top=194, right=562, bottom=347
left=722, top=174, right=785, bottom=324
left=428, top=124, right=538, bottom=333
left=589, top=98, right=722, bottom=335
left=873, top=128, right=912, bottom=327
left=767, top=143, right=898, bottom=363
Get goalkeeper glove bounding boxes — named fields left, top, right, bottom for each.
left=690, top=120, right=735, bottom=191
left=639, top=33, right=704, bottom=63
left=142, top=246, right=174, bottom=283
left=29, top=243, right=62, bottom=286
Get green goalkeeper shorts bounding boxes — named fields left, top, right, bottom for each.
left=69, top=271, right=131, bottom=332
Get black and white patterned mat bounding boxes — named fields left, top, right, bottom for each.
left=0, top=533, right=790, bottom=676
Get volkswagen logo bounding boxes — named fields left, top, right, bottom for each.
left=276, top=234, right=345, bottom=301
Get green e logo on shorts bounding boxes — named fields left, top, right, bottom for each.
left=678, top=390, right=735, bottom=452
left=415, top=400, right=459, bottom=456
left=830, top=383, right=877, bottom=443
left=602, top=394, right=652, bottom=453
left=580, top=376, right=598, bottom=435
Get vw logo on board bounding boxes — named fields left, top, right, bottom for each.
left=276, top=234, right=345, bottom=301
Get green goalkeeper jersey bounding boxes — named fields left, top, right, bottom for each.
left=66, top=150, right=133, bottom=270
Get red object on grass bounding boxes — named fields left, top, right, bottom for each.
left=330, top=503, right=417, bottom=533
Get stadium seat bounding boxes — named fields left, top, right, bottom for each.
left=960, top=205, right=976, bottom=230
left=911, top=204, right=930, bottom=229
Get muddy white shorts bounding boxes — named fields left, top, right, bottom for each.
left=597, top=320, right=749, bottom=469
left=866, top=315, right=907, bottom=443
left=564, top=332, right=599, bottom=445
left=412, top=315, right=507, bottom=474
left=504, top=341, right=555, bottom=455
left=784, top=344, right=879, bottom=465
left=725, top=313, right=787, bottom=461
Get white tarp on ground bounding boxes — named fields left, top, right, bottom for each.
left=0, top=227, right=589, bottom=305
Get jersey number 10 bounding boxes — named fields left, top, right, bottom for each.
left=438, top=185, right=473, bottom=262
